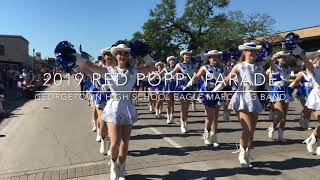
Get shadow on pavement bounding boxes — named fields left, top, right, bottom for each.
left=128, top=167, right=281, bottom=179
left=128, top=157, right=320, bottom=179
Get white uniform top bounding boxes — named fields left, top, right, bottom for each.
left=176, top=62, right=197, bottom=77
left=305, top=65, right=320, bottom=110
left=228, top=62, right=264, bottom=113
left=235, top=62, right=264, bottom=91
left=102, top=66, right=138, bottom=125
left=104, top=66, right=137, bottom=98
left=202, top=65, right=224, bottom=81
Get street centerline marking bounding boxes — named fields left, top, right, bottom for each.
left=149, top=127, right=183, bottom=149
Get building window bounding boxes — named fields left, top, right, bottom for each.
left=0, top=44, right=4, bottom=56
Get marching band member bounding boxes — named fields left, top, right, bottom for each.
left=169, top=49, right=197, bottom=134
left=299, top=52, right=320, bottom=156
left=290, top=61, right=313, bottom=130
left=89, top=61, right=100, bottom=139
left=212, top=42, right=265, bottom=168
left=184, top=50, right=224, bottom=147
left=159, top=56, right=177, bottom=124
left=152, top=62, right=165, bottom=118
left=75, top=43, right=155, bottom=180
left=96, top=48, right=113, bottom=154
left=266, top=51, right=294, bottom=142
left=222, top=54, right=239, bottom=121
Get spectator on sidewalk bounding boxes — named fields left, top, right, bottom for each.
left=17, top=75, right=35, bottom=99
left=0, top=73, right=6, bottom=114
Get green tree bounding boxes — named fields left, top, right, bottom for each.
left=132, top=0, right=276, bottom=61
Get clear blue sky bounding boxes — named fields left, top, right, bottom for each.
left=1, top=0, right=319, bottom=59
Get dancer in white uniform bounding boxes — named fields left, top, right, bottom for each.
left=75, top=43, right=155, bottom=180
left=184, top=50, right=224, bottom=147
left=298, top=51, right=320, bottom=156
left=170, top=50, right=197, bottom=134
left=290, top=61, right=313, bottom=130
left=213, top=43, right=265, bottom=168
left=266, top=51, right=294, bottom=142
left=161, top=56, right=177, bottom=124
left=97, top=48, right=113, bottom=155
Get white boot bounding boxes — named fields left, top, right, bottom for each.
left=303, top=134, right=317, bottom=153
left=158, top=109, right=162, bottom=118
left=96, top=128, right=101, bottom=142
left=91, top=120, right=97, bottom=132
left=238, top=145, right=251, bottom=168
left=316, top=146, right=320, bottom=156
left=180, top=120, right=187, bottom=134
left=155, top=109, right=159, bottom=118
left=100, top=138, right=106, bottom=154
left=267, top=126, right=275, bottom=139
left=277, top=128, right=286, bottom=142
left=299, top=116, right=307, bottom=129
left=203, top=129, right=212, bottom=145
left=305, top=120, right=310, bottom=130
left=118, top=160, right=127, bottom=180
left=167, top=113, right=172, bottom=124
left=245, top=148, right=253, bottom=167
left=109, top=160, right=119, bottom=180
left=192, top=102, right=196, bottom=111
left=268, top=110, right=275, bottom=121
left=149, top=104, right=153, bottom=112
left=211, top=132, right=220, bottom=147
left=223, top=112, right=230, bottom=122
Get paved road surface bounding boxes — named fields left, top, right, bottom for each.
left=0, top=78, right=319, bottom=180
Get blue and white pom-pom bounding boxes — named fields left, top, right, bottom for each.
left=79, top=44, right=94, bottom=60
left=281, top=32, right=300, bottom=50
left=112, top=40, right=129, bottom=47
left=257, top=41, right=273, bottom=61
left=191, top=56, right=202, bottom=67
left=221, top=48, right=241, bottom=62
left=129, top=39, right=150, bottom=58
left=222, top=50, right=232, bottom=62
left=130, top=39, right=155, bottom=65
left=230, top=48, right=241, bottom=60
left=54, top=41, right=77, bottom=71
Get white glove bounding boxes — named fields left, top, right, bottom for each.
left=74, top=53, right=89, bottom=69
left=289, top=82, right=295, bottom=88
left=211, top=83, right=224, bottom=92
left=290, top=71, right=295, bottom=77
left=185, top=79, right=194, bottom=89
left=292, top=45, right=304, bottom=56
left=142, top=55, right=156, bottom=66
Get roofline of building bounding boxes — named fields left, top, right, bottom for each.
left=0, top=34, right=29, bottom=44
left=267, top=25, right=320, bottom=37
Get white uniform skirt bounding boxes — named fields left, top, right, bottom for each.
left=102, top=99, right=138, bottom=125
left=229, top=92, right=263, bottom=113
left=305, top=88, right=320, bottom=111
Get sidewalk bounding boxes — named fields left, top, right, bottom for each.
left=1, top=149, right=319, bottom=180
left=1, top=89, right=319, bottom=180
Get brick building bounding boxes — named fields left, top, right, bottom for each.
left=0, top=35, right=31, bottom=71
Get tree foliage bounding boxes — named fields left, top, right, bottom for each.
left=131, top=0, right=276, bottom=61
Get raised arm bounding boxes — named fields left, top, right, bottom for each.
left=169, top=64, right=181, bottom=76
left=189, top=66, right=206, bottom=84
left=75, top=54, right=109, bottom=75
left=212, top=65, right=239, bottom=92
left=298, top=53, right=314, bottom=74
left=289, top=72, right=304, bottom=88
left=182, top=66, right=205, bottom=90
